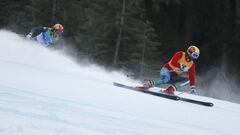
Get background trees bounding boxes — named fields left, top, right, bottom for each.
left=1, top=0, right=240, bottom=80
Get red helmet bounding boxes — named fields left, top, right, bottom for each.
left=51, top=23, right=64, bottom=34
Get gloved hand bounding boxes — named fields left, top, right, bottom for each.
left=26, top=33, right=32, bottom=39
left=180, top=64, right=188, bottom=72
left=190, top=85, right=196, bottom=94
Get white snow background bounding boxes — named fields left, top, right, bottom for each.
left=0, top=30, right=239, bottom=135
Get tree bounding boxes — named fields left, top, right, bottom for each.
left=113, top=0, right=126, bottom=65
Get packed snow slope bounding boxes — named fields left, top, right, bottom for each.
left=0, top=30, right=240, bottom=135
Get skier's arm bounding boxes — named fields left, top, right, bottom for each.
left=27, top=27, right=48, bottom=38
left=169, top=51, right=183, bottom=68
left=188, top=63, right=195, bottom=86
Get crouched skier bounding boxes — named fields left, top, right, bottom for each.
left=142, top=45, right=200, bottom=95
left=26, top=23, right=64, bottom=47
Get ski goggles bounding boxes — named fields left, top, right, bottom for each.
left=191, top=52, right=199, bottom=59
left=54, top=30, right=63, bottom=35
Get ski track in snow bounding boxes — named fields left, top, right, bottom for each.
left=0, top=30, right=240, bottom=135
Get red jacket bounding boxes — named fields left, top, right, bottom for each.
left=163, top=51, right=195, bottom=86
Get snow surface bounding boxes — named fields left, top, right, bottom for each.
left=0, top=30, right=240, bottom=135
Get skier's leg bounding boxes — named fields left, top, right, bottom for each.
left=169, top=76, right=189, bottom=90
left=164, top=76, right=189, bottom=94
left=153, top=67, right=171, bottom=86
left=143, top=67, right=170, bottom=88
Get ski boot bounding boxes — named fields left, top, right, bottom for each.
left=163, top=84, right=176, bottom=95
left=137, top=80, right=155, bottom=91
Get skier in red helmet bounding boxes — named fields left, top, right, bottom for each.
left=142, top=45, right=200, bottom=95
left=26, top=23, right=64, bottom=47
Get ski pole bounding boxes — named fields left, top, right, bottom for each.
left=177, top=89, right=195, bottom=96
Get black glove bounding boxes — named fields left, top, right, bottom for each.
left=190, top=85, right=196, bottom=94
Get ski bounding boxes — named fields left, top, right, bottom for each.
left=113, top=82, right=214, bottom=107
left=179, top=97, right=214, bottom=107
left=113, top=82, right=180, bottom=100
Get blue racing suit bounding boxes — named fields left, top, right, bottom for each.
left=153, top=67, right=190, bottom=89
left=27, top=27, right=58, bottom=47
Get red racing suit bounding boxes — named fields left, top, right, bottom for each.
left=163, top=51, right=196, bottom=87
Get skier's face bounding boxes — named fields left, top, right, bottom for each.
left=52, top=28, right=63, bottom=36
left=54, top=30, right=63, bottom=35
left=52, top=30, right=62, bottom=38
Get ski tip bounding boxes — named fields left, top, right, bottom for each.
left=209, top=103, right=214, bottom=107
